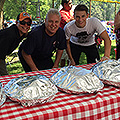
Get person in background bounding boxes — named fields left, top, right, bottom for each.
left=0, top=12, right=32, bottom=76
left=64, top=4, right=111, bottom=65
left=59, top=0, right=75, bottom=67
left=3, top=23, right=8, bottom=29
left=59, top=0, right=74, bottom=29
left=18, top=8, right=67, bottom=72
left=114, top=8, right=120, bottom=60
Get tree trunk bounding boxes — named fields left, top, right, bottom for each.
left=0, top=0, right=6, bottom=29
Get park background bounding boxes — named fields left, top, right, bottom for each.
left=0, top=0, right=120, bottom=75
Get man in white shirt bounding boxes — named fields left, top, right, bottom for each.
left=64, top=4, right=111, bottom=65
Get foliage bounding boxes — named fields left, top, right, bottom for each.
left=3, top=0, right=50, bottom=21
left=3, top=0, right=22, bottom=20
left=75, top=0, right=118, bottom=21
left=2, top=0, right=120, bottom=22
left=7, top=61, right=25, bottom=75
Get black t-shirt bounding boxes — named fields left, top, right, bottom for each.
left=19, top=24, right=67, bottom=60
left=0, top=24, right=25, bottom=60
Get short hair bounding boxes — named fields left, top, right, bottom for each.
left=61, top=0, right=70, bottom=6
left=74, top=4, right=88, bottom=14
left=46, top=8, right=61, bottom=20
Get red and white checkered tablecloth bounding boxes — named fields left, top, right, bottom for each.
left=0, top=63, right=120, bottom=120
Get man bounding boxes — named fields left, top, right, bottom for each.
left=59, top=0, right=75, bottom=67
left=59, top=0, right=74, bottom=29
left=0, top=12, right=32, bottom=75
left=64, top=4, right=111, bottom=65
left=114, top=9, right=120, bottom=60
left=18, top=8, right=67, bottom=72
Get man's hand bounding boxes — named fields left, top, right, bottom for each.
left=100, top=56, right=109, bottom=62
left=52, top=65, right=59, bottom=68
left=69, top=59, right=76, bottom=66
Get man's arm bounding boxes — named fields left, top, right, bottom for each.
left=66, top=39, right=75, bottom=65
left=22, top=50, right=39, bottom=71
left=53, top=49, right=63, bottom=68
left=99, top=30, right=111, bottom=61
left=114, top=13, right=120, bottom=30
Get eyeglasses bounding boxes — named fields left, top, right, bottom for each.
left=18, top=20, right=31, bottom=26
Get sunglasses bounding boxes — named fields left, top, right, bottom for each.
left=68, top=2, right=72, bottom=5
left=19, top=20, right=31, bottom=26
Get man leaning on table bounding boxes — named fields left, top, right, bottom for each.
left=0, top=12, right=32, bottom=76
left=18, top=8, right=67, bottom=72
left=64, top=4, right=111, bottom=65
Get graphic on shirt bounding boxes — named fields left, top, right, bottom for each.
left=76, top=31, right=91, bottom=43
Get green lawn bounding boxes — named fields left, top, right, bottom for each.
left=6, top=40, right=116, bottom=75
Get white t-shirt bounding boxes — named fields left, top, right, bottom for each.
left=64, top=17, right=106, bottom=46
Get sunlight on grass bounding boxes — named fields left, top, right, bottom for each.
left=100, top=39, right=116, bottom=59
left=7, top=61, right=25, bottom=75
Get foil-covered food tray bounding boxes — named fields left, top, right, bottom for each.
left=50, top=66, right=104, bottom=94
left=4, top=74, right=58, bottom=107
left=91, top=59, right=120, bottom=87
left=0, top=81, right=6, bottom=106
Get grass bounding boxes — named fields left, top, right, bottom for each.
left=6, top=40, right=116, bottom=75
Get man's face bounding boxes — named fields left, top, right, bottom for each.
left=16, top=18, right=31, bottom=35
left=45, top=14, right=60, bottom=36
left=74, top=10, right=88, bottom=28
left=64, top=0, right=72, bottom=10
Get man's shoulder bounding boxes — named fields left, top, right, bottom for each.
left=0, top=24, right=16, bottom=31
left=30, top=24, right=43, bottom=34
left=64, top=20, right=75, bottom=29
left=32, top=24, right=42, bottom=31
left=58, top=27, right=64, bottom=31
left=87, top=17, right=102, bottom=27
left=88, top=17, right=100, bottom=22
left=57, top=27, right=65, bottom=35
left=0, top=24, right=17, bottom=36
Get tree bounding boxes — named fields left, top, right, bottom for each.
left=0, top=0, right=5, bottom=29
left=3, top=0, right=51, bottom=22
left=2, top=0, right=120, bottom=26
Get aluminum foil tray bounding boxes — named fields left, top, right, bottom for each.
left=4, top=74, right=58, bottom=107
left=0, top=81, right=6, bottom=107
left=50, top=66, right=104, bottom=94
left=91, top=59, right=120, bottom=87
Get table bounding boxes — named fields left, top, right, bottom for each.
left=0, top=64, right=120, bottom=120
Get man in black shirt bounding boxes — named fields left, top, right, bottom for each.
left=0, top=12, right=32, bottom=75
left=18, top=8, right=67, bottom=72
